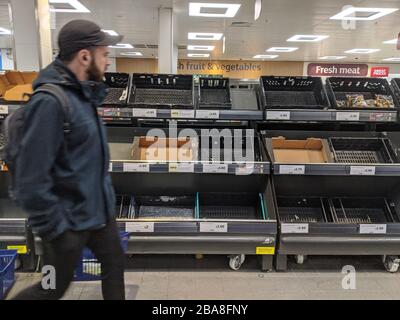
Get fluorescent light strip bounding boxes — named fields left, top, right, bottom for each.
left=189, top=3, right=241, bottom=18
left=345, top=48, right=380, bottom=54
left=330, top=7, right=398, bottom=21
left=120, top=52, right=142, bottom=56
left=382, top=57, right=400, bottom=62
left=49, top=0, right=90, bottom=13
left=188, top=32, right=223, bottom=41
left=109, top=43, right=134, bottom=49
left=188, top=53, right=210, bottom=58
left=0, top=27, right=11, bottom=35
left=102, top=30, right=119, bottom=36
left=253, top=55, right=279, bottom=59
left=287, top=34, right=329, bottom=42
left=222, top=36, right=226, bottom=54
left=267, top=47, right=298, bottom=52
left=187, top=45, right=215, bottom=51
left=384, top=38, right=398, bottom=44
left=319, top=56, right=346, bottom=60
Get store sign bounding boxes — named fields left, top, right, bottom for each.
left=370, top=67, right=389, bottom=78
left=178, top=61, right=262, bottom=74
left=307, top=63, right=369, bottom=77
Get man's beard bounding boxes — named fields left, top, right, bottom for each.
left=87, top=59, right=103, bottom=82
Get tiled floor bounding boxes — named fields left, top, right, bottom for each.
left=6, top=254, right=400, bottom=300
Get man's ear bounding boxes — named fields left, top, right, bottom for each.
left=78, top=49, right=92, bottom=65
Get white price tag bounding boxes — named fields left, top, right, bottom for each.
left=266, top=111, right=290, bottom=120
left=235, top=164, right=256, bottom=175
left=200, top=222, right=228, bottom=233
left=123, top=163, right=150, bottom=172
left=132, top=109, right=157, bottom=118
left=336, top=112, right=360, bottom=121
left=281, top=223, right=309, bottom=234
left=168, top=163, right=195, bottom=173
left=350, top=166, right=376, bottom=176
left=109, top=162, right=112, bottom=172
left=126, top=222, right=154, bottom=233
left=170, top=109, right=195, bottom=119
left=203, top=164, right=229, bottom=173
left=359, top=224, right=386, bottom=234
left=279, top=165, right=305, bottom=175
left=0, top=105, right=9, bottom=115
left=196, top=110, right=220, bottom=119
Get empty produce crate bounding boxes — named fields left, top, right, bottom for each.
left=260, top=76, right=329, bottom=109
left=328, top=137, right=397, bottom=164
left=326, top=77, right=398, bottom=110
left=198, top=77, right=232, bottom=109
left=230, top=83, right=260, bottom=110
left=0, top=250, right=17, bottom=300
left=329, top=198, right=399, bottom=224
left=131, top=195, right=196, bottom=220
left=103, top=72, right=130, bottom=105
left=198, top=193, right=267, bottom=220
left=277, top=197, right=330, bottom=223
left=128, top=74, right=194, bottom=109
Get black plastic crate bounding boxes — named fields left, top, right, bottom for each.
left=128, top=74, right=194, bottom=109
left=326, top=77, right=398, bottom=110
left=198, top=193, right=266, bottom=220
left=131, top=195, right=195, bottom=220
left=277, top=197, right=330, bottom=223
left=230, top=83, right=260, bottom=110
left=390, top=78, right=400, bottom=104
left=260, top=76, right=329, bottom=109
left=329, top=198, right=399, bottom=224
left=328, top=137, right=397, bottom=164
left=198, top=77, right=232, bottom=109
left=103, top=73, right=130, bottom=105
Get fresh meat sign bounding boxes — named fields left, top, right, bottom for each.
left=307, top=63, right=369, bottom=77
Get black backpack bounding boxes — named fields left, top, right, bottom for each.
left=0, top=83, right=71, bottom=201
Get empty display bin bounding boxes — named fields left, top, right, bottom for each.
left=277, top=197, right=330, bottom=223
left=198, top=77, right=232, bottom=109
left=103, top=72, right=130, bottom=105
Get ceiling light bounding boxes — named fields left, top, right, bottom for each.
left=384, top=38, right=397, bottom=44
left=187, top=45, right=215, bottom=51
left=189, top=3, right=241, bottom=18
left=222, top=36, right=226, bottom=54
left=253, top=55, right=279, bottom=59
left=287, top=35, right=329, bottom=42
left=345, top=48, right=380, bottom=54
left=319, top=56, right=346, bottom=60
left=49, top=0, right=90, bottom=13
left=267, top=47, right=298, bottom=52
left=120, top=52, right=143, bottom=56
left=102, top=30, right=119, bottom=36
left=109, top=43, right=134, bottom=49
left=188, top=53, right=210, bottom=58
left=330, top=7, right=398, bottom=21
left=382, top=57, right=400, bottom=62
left=188, top=32, right=223, bottom=41
left=0, top=27, right=11, bottom=35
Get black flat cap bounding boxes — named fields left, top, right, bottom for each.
left=58, top=20, right=123, bottom=58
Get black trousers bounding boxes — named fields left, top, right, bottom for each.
left=13, top=219, right=126, bottom=300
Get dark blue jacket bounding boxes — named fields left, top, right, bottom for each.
left=15, top=59, right=116, bottom=241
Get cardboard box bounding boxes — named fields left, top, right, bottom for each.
left=271, top=137, right=331, bottom=163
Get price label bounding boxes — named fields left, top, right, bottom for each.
left=281, top=223, right=309, bottom=234
left=168, top=163, right=195, bottom=173
left=359, top=224, right=387, bottom=234
left=123, top=163, right=150, bottom=172
left=279, top=165, right=305, bottom=175
left=266, top=111, right=290, bottom=120
left=7, top=245, right=27, bottom=254
left=336, top=112, right=360, bottom=121
left=200, top=222, right=228, bottom=233
left=132, top=109, right=157, bottom=118
left=203, top=164, right=229, bottom=173
left=256, top=247, right=275, bottom=255
left=109, top=162, right=113, bottom=172
left=0, top=105, right=9, bottom=115
left=350, top=166, right=376, bottom=176
left=196, top=110, right=220, bottom=119
left=170, top=109, right=195, bottom=119
left=235, top=164, right=256, bottom=175
left=126, top=222, right=154, bottom=233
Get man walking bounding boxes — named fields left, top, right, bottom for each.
left=12, top=20, right=125, bottom=300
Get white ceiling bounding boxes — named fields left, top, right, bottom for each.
left=1, top=0, right=400, bottom=63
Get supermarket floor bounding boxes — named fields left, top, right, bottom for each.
left=7, top=255, right=400, bottom=300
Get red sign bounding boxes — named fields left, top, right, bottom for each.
left=307, top=63, right=369, bottom=77
left=370, top=67, right=389, bottom=78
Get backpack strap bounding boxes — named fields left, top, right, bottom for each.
left=33, top=84, right=71, bottom=134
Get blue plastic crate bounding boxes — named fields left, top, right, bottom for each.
left=0, top=250, right=17, bottom=300
left=74, top=232, right=129, bottom=282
